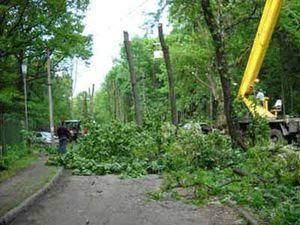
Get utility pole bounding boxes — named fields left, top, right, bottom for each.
left=123, top=31, right=143, bottom=128
left=47, top=49, right=55, bottom=147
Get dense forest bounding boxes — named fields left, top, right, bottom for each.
left=1, top=1, right=300, bottom=224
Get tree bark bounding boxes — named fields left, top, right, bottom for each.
left=90, top=83, right=95, bottom=118
left=106, top=82, right=113, bottom=119
left=123, top=31, right=143, bottom=128
left=158, top=23, right=179, bottom=127
left=112, top=80, right=117, bottom=120
left=200, top=0, right=246, bottom=149
left=82, top=91, right=88, bottom=119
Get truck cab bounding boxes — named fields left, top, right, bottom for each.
left=62, top=120, right=81, bottom=141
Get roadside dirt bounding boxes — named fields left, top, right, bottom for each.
left=10, top=173, right=244, bottom=225
left=0, top=157, right=58, bottom=217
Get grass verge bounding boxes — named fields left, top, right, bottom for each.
left=0, top=154, right=38, bottom=183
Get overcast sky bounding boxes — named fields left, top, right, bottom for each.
left=73, top=0, right=169, bottom=96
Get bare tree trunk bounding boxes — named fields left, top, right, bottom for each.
left=152, top=60, right=159, bottom=89
left=82, top=91, right=88, bottom=119
left=123, top=31, right=143, bottom=128
left=158, top=23, right=179, bottom=127
left=200, top=0, right=246, bottom=149
left=115, top=81, right=123, bottom=121
left=193, top=69, right=219, bottom=121
left=141, top=74, right=148, bottom=115
left=90, top=83, right=95, bottom=118
left=212, top=98, right=219, bottom=121
left=106, top=82, right=113, bottom=119
left=112, top=80, right=118, bottom=120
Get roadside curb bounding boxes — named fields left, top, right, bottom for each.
left=0, top=167, right=64, bottom=225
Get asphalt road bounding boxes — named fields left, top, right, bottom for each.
left=10, top=172, right=242, bottom=225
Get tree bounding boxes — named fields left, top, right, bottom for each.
left=158, top=24, right=178, bottom=127
left=200, top=0, right=245, bottom=148
left=123, top=31, right=143, bottom=128
left=0, top=0, right=92, bottom=131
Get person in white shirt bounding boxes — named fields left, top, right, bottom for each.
left=256, top=90, right=265, bottom=106
left=273, top=98, right=282, bottom=110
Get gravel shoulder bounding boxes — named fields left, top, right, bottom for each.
left=10, top=173, right=243, bottom=225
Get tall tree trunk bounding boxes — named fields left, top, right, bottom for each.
left=112, top=80, right=117, bottom=120
left=141, top=74, right=148, bottom=115
left=90, top=83, right=95, bottom=118
left=200, top=0, right=246, bottom=149
left=82, top=91, right=88, bottom=119
left=158, top=23, right=179, bottom=127
left=16, top=52, right=24, bottom=94
left=212, top=98, right=219, bottom=121
left=115, top=81, right=123, bottom=121
left=123, top=31, right=143, bottom=128
left=106, top=82, right=113, bottom=120
left=152, top=60, right=159, bottom=89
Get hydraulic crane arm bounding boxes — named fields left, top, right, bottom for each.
left=238, top=0, right=283, bottom=118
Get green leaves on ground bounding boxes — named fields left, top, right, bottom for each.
left=47, top=120, right=300, bottom=224
left=161, top=144, right=300, bottom=225
left=47, top=120, right=162, bottom=177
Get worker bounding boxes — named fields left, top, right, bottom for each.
left=273, top=98, right=282, bottom=110
left=56, top=121, right=71, bottom=154
left=256, top=89, right=265, bottom=106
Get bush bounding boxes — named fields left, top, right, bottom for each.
left=246, top=117, right=270, bottom=146
left=1, top=144, right=31, bottom=170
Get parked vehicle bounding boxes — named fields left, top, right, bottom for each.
left=33, top=131, right=59, bottom=145
left=182, top=122, right=213, bottom=134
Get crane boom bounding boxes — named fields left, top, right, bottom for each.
left=238, top=0, right=283, bottom=118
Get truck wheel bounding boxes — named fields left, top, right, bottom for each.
left=270, top=129, right=283, bottom=143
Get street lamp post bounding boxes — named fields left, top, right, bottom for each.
left=46, top=49, right=55, bottom=147
left=21, top=62, right=28, bottom=131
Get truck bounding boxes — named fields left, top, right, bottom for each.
left=62, top=120, right=81, bottom=141
left=237, top=0, right=300, bottom=143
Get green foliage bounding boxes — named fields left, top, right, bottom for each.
left=0, top=144, right=31, bottom=170
left=246, top=117, right=270, bottom=146
left=159, top=125, right=241, bottom=172
left=178, top=128, right=238, bottom=169
left=46, top=116, right=300, bottom=224
left=0, top=144, right=39, bottom=182
left=0, top=0, right=92, bottom=128
left=159, top=143, right=300, bottom=224
left=47, top=120, right=161, bottom=177
left=220, top=145, right=300, bottom=224
left=1, top=1, right=297, bottom=224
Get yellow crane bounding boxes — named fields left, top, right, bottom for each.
left=238, top=0, right=283, bottom=118
left=238, top=0, right=300, bottom=142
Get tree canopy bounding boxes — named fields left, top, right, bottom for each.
left=0, top=0, right=92, bottom=127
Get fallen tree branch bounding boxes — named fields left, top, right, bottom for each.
left=227, top=200, right=260, bottom=225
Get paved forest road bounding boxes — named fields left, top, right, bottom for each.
left=11, top=172, right=241, bottom=225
